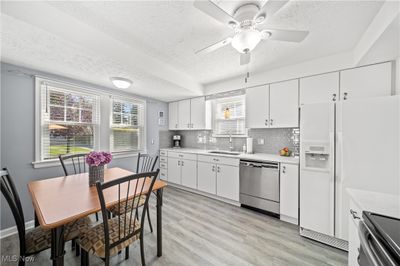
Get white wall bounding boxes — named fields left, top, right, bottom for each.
left=205, top=52, right=356, bottom=95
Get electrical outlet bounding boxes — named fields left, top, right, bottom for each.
left=257, top=138, right=264, bottom=145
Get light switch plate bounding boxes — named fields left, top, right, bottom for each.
left=257, top=138, right=264, bottom=145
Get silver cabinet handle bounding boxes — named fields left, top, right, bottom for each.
left=282, top=166, right=286, bottom=174
left=265, top=119, right=268, bottom=126
left=181, top=161, right=184, bottom=166
left=350, top=209, right=360, bottom=220
left=343, top=92, right=348, bottom=100
left=217, top=166, right=220, bottom=173
left=178, top=161, right=180, bottom=166
left=270, top=119, right=274, bottom=126
left=213, top=158, right=219, bottom=162
left=332, top=93, right=337, bottom=101
left=212, top=165, right=215, bottom=172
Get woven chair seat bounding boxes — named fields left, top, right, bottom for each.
left=109, top=195, right=146, bottom=216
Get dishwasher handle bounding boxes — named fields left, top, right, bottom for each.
left=240, top=161, right=279, bottom=169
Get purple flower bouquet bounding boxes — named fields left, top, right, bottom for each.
left=86, top=151, right=112, bottom=186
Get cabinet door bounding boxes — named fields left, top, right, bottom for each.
left=270, top=80, right=299, bottom=128
left=167, top=157, right=181, bottom=184
left=197, top=162, right=216, bottom=194
left=190, top=97, right=205, bottom=129
left=178, top=99, right=191, bottom=129
left=246, top=85, right=269, bottom=128
left=181, top=159, right=197, bottom=189
left=216, top=164, right=239, bottom=201
left=168, top=102, right=179, bottom=130
left=340, top=62, right=392, bottom=100
left=280, top=164, right=298, bottom=223
left=300, top=72, right=339, bottom=105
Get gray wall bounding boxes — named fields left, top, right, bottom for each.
left=0, top=63, right=168, bottom=229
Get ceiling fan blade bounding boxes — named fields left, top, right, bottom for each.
left=255, top=0, right=289, bottom=21
left=263, top=29, right=309, bottom=42
left=240, top=53, right=251, bottom=65
left=194, top=0, right=238, bottom=26
left=195, top=37, right=233, bottom=55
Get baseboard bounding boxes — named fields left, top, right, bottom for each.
left=0, top=220, right=34, bottom=239
left=280, top=214, right=298, bottom=225
left=167, top=182, right=241, bottom=207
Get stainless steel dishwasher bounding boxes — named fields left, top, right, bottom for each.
left=239, top=160, right=280, bottom=216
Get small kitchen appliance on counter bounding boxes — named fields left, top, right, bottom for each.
left=172, top=135, right=182, bottom=148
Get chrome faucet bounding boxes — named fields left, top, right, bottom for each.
left=229, top=133, right=233, bottom=152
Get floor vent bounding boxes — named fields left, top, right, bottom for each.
left=300, top=227, right=348, bottom=251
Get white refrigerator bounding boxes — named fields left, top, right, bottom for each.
left=299, top=96, right=400, bottom=250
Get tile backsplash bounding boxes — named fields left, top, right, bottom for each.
left=160, top=128, right=299, bottom=156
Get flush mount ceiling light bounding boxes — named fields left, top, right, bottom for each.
left=110, top=77, right=132, bottom=89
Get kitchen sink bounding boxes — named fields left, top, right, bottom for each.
left=208, top=150, right=240, bottom=156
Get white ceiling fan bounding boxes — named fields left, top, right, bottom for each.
left=194, top=0, right=309, bottom=65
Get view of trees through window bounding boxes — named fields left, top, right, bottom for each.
left=43, top=88, right=97, bottom=159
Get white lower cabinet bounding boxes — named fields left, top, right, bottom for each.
left=167, top=157, right=181, bottom=184
left=197, top=162, right=216, bottom=194
left=216, top=164, right=239, bottom=201
left=280, top=163, right=299, bottom=224
left=181, top=159, right=197, bottom=189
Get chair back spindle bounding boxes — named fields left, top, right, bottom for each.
left=95, top=170, right=159, bottom=259
left=137, top=153, right=158, bottom=173
left=1, top=168, right=27, bottom=256
left=59, top=153, right=88, bottom=176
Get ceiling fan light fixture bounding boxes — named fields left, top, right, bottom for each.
left=255, top=14, right=265, bottom=24
left=231, top=29, right=261, bottom=53
left=110, top=77, right=132, bottom=89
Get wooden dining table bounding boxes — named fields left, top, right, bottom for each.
left=27, top=167, right=167, bottom=266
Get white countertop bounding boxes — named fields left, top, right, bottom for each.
left=160, top=148, right=299, bottom=165
left=347, top=188, right=400, bottom=218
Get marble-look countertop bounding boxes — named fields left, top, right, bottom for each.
left=160, top=148, right=299, bottom=165
left=347, top=188, right=400, bottom=218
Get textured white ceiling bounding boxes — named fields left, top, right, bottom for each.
left=1, top=1, right=384, bottom=101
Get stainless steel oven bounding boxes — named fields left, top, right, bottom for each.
left=239, top=160, right=280, bottom=215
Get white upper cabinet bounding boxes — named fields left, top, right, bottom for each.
left=340, top=62, right=392, bottom=101
left=178, top=99, right=191, bottom=129
left=168, top=101, right=179, bottom=130
left=169, top=97, right=210, bottom=130
left=246, top=85, right=270, bottom=128
left=300, top=72, right=340, bottom=105
left=190, top=97, right=205, bottom=129
left=269, top=79, right=299, bottom=128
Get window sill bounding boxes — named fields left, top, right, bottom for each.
left=32, top=151, right=143, bottom=169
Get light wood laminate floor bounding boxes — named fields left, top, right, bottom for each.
left=1, top=186, right=347, bottom=265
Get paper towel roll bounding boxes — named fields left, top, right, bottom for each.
left=246, top=138, right=253, bottom=154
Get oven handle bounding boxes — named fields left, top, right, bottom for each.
left=358, top=221, right=380, bottom=266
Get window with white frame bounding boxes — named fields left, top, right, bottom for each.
left=38, top=80, right=99, bottom=160
left=110, top=97, right=145, bottom=153
left=212, top=95, right=246, bottom=136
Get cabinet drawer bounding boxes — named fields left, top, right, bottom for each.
left=197, top=155, right=239, bottom=166
left=160, top=156, right=167, bottom=163
left=160, top=162, right=168, bottom=169
left=168, top=152, right=197, bottom=161
left=160, top=150, right=167, bottom=156
left=160, top=169, right=167, bottom=181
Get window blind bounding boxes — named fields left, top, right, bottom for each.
left=110, top=97, right=145, bottom=152
left=40, top=82, right=99, bottom=160
left=212, top=95, right=246, bottom=135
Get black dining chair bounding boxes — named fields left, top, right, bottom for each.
left=0, top=168, right=91, bottom=266
left=79, top=169, right=160, bottom=266
left=109, top=153, right=158, bottom=233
